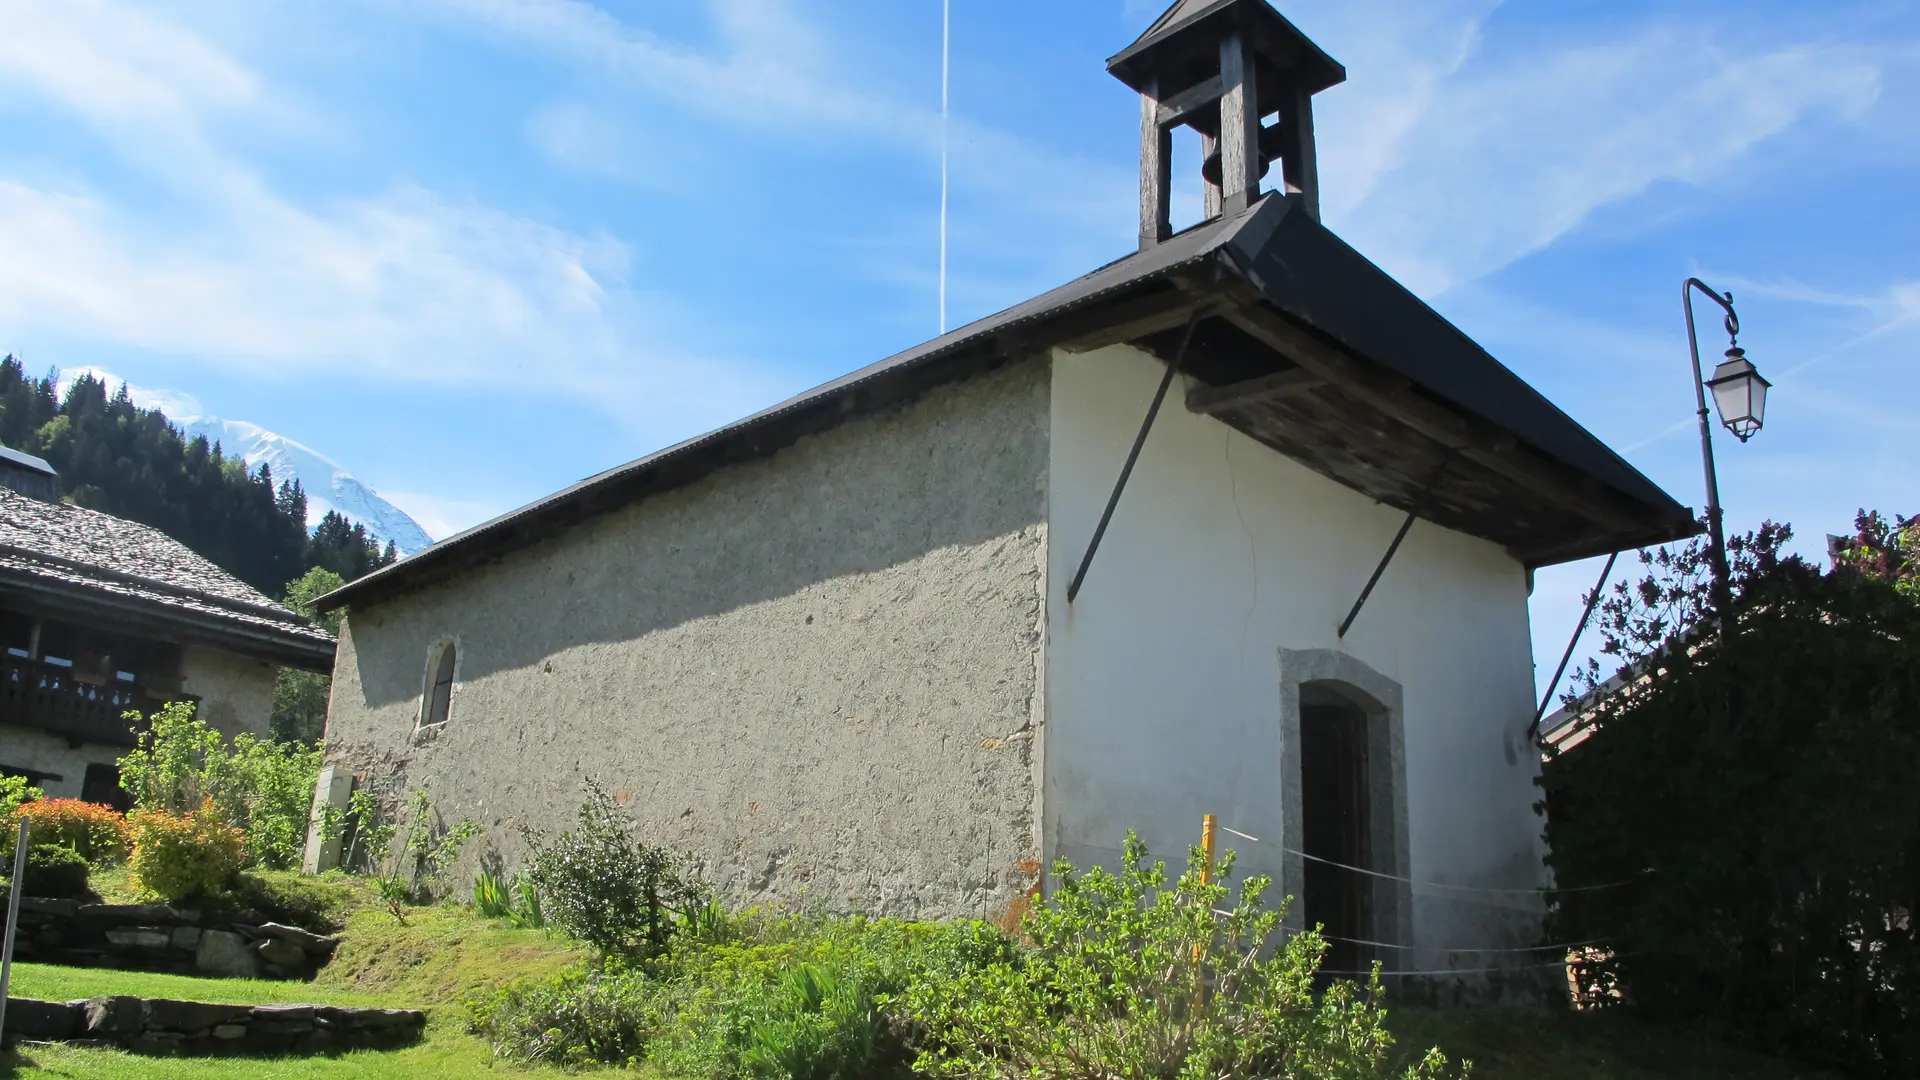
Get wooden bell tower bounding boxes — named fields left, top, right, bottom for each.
left=1108, top=0, right=1346, bottom=249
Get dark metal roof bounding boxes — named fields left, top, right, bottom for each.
left=0, top=446, right=54, bottom=476
left=319, top=193, right=1697, bottom=615
left=0, top=489, right=336, bottom=670
left=1108, top=0, right=1347, bottom=99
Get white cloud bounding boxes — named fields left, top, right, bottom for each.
left=1328, top=25, right=1881, bottom=295
left=0, top=0, right=784, bottom=419
left=52, top=364, right=205, bottom=420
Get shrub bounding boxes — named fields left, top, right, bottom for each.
left=2, top=845, right=93, bottom=899
left=127, top=802, right=246, bottom=903
left=652, top=917, right=1016, bottom=1080
left=15, top=799, right=130, bottom=862
left=522, top=780, right=702, bottom=959
left=658, top=959, right=891, bottom=1080
left=1543, top=517, right=1920, bottom=1074
left=471, top=963, right=671, bottom=1067
left=905, top=834, right=1459, bottom=1080
left=116, top=701, right=323, bottom=870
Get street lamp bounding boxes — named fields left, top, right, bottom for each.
left=1682, top=277, right=1770, bottom=619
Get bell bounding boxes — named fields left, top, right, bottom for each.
left=1201, top=121, right=1288, bottom=187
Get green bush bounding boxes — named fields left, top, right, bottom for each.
left=19, top=844, right=90, bottom=899
left=470, top=963, right=671, bottom=1068
left=905, top=834, right=1458, bottom=1080
left=1543, top=517, right=1920, bottom=1075
left=116, top=701, right=323, bottom=870
left=521, top=780, right=702, bottom=959
left=127, top=804, right=246, bottom=903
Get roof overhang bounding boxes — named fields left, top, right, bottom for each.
left=321, top=194, right=1698, bottom=615
left=0, top=561, right=336, bottom=672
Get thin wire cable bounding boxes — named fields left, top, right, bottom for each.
left=1284, top=847, right=1648, bottom=895
left=1317, top=960, right=1575, bottom=978
left=938, top=0, right=950, bottom=336
left=1308, top=932, right=1610, bottom=954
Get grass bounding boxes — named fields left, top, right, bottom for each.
left=1, top=893, right=586, bottom=1080
left=1389, top=1007, right=1847, bottom=1080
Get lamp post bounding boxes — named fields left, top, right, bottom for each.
left=1682, top=277, right=1771, bottom=619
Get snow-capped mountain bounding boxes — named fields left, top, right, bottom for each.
left=59, top=369, right=435, bottom=555
left=176, top=416, right=435, bottom=555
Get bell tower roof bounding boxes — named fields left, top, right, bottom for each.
left=1107, top=0, right=1345, bottom=101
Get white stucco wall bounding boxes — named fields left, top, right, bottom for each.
left=1045, top=345, right=1546, bottom=1000
left=181, top=645, right=277, bottom=740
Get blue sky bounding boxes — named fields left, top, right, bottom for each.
left=1, top=0, right=1915, bottom=699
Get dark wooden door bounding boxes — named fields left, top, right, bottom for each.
left=1301, top=702, right=1369, bottom=975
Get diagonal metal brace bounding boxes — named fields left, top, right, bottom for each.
left=1527, top=550, right=1619, bottom=745
left=1337, top=456, right=1453, bottom=638
left=1066, top=311, right=1204, bottom=604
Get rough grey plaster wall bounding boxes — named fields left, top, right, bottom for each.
left=180, top=645, right=276, bottom=740
left=322, top=361, right=1049, bottom=919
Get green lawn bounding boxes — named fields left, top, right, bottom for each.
left=0, top=897, right=586, bottom=1080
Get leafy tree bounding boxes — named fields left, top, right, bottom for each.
left=1543, top=514, right=1920, bottom=1075
left=271, top=567, right=347, bottom=742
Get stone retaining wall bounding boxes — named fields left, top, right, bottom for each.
left=10, top=898, right=338, bottom=979
left=4, top=996, right=425, bottom=1055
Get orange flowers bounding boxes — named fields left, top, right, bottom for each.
left=13, top=799, right=130, bottom=862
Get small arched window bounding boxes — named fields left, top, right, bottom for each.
left=421, top=639, right=456, bottom=729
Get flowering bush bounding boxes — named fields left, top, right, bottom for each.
left=16, top=799, right=130, bottom=862
left=127, top=801, right=246, bottom=903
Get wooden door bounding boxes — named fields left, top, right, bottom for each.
left=1301, top=701, right=1369, bottom=975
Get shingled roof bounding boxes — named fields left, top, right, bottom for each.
left=0, top=489, right=335, bottom=671
left=320, top=192, right=1698, bottom=615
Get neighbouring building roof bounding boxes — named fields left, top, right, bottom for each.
left=0, top=446, right=53, bottom=476
left=321, top=192, right=1700, bottom=615
left=0, top=489, right=335, bottom=670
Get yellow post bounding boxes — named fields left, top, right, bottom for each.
left=1200, top=814, right=1218, bottom=883
left=1193, top=813, right=1219, bottom=1011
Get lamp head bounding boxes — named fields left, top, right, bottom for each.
left=1706, top=347, right=1770, bottom=442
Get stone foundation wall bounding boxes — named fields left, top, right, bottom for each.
left=5, top=996, right=425, bottom=1055
left=10, top=898, right=337, bottom=979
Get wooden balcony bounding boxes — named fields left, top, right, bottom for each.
left=0, top=655, right=163, bottom=748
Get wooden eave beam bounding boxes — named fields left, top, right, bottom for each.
left=1216, top=300, right=1648, bottom=534
left=1155, top=75, right=1224, bottom=130
left=1185, top=368, right=1324, bottom=414
left=1056, top=289, right=1216, bottom=354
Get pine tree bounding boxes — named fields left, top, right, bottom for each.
left=0, top=355, right=396, bottom=596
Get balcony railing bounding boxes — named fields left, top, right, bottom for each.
left=0, top=655, right=167, bottom=748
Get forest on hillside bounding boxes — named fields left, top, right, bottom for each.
left=0, top=355, right=396, bottom=596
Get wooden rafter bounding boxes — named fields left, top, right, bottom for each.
left=1184, top=368, right=1324, bottom=414
left=1216, top=302, right=1646, bottom=533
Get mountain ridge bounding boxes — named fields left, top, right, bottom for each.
left=57, top=368, right=434, bottom=555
